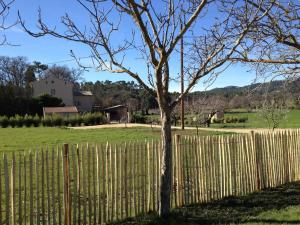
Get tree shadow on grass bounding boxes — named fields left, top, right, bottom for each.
left=111, top=181, right=300, bottom=225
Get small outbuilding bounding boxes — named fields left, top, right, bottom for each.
left=43, top=106, right=78, bottom=118
left=104, top=105, right=129, bottom=123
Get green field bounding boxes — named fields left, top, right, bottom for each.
left=146, top=109, right=300, bottom=129
left=112, top=181, right=300, bottom=225
left=211, top=109, right=300, bottom=129
left=0, top=126, right=224, bottom=152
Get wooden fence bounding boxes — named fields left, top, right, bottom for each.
left=0, top=129, right=300, bottom=225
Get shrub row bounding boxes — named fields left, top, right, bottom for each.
left=224, top=116, right=248, bottom=123
left=131, top=113, right=147, bottom=123
left=0, top=113, right=107, bottom=128
left=212, top=116, right=248, bottom=124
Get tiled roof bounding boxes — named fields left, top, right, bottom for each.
left=43, top=106, right=78, bottom=113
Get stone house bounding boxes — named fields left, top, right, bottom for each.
left=32, top=75, right=94, bottom=112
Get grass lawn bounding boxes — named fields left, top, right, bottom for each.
left=0, top=126, right=225, bottom=152
left=146, top=109, right=300, bottom=129
left=211, top=109, right=300, bottom=129
left=111, top=181, right=300, bottom=225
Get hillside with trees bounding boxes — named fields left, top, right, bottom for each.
left=186, top=79, right=300, bottom=111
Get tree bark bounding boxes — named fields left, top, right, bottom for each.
left=159, top=108, right=172, bottom=217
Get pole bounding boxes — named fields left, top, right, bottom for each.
left=180, top=21, right=185, bottom=130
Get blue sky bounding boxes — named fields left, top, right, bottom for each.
left=1, top=0, right=259, bottom=92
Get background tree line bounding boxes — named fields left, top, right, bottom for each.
left=1, top=55, right=299, bottom=117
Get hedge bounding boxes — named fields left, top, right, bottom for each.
left=0, top=113, right=107, bottom=128
left=224, top=116, right=248, bottom=123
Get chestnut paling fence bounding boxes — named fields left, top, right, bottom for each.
left=1, top=130, right=300, bottom=225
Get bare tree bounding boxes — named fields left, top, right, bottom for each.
left=229, top=0, right=300, bottom=78
left=0, top=56, right=29, bottom=87
left=19, top=0, right=272, bottom=216
left=258, top=96, right=288, bottom=130
left=43, top=65, right=84, bottom=83
left=0, top=0, right=15, bottom=45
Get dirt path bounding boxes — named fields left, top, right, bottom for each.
left=70, top=123, right=273, bottom=133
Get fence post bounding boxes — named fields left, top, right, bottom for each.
left=283, top=131, right=289, bottom=183
left=251, top=131, right=261, bottom=190
left=63, top=144, right=71, bottom=225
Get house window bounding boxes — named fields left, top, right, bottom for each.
left=51, top=89, right=56, bottom=95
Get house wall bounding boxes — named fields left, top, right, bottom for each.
left=74, top=95, right=94, bottom=112
left=32, top=76, right=74, bottom=106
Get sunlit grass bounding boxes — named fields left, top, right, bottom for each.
left=0, top=126, right=226, bottom=152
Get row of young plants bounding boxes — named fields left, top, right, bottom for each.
left=0, top=113, right=107, bottom=128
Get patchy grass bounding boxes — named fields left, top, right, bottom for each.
left=111, top=181, right=300, bottom=225
left=0, top=126, right=226, bottom=152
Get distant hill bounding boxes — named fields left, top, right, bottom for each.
left=193, top=79, right=300, bottom=97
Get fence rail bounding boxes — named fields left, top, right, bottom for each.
left=1, top=130, right=300, bottom=224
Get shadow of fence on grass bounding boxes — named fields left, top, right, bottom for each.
left=112, top=181, right=300, bottom=225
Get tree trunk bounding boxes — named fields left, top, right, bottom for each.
left=159, top=109, right=172, bottom=217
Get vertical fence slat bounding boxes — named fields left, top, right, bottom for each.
left=29, top=153, right=33, bottom=225
left=118, top=144, right=123, bottom=220
left=0, top=155, right=2, bottom=225
left=11, top=154, right=15, bottom=225
left=92, top=145, right=97, bottom=225
left=71, top=146, right=77, bottom=225
left=114, top=145, right=117, bottom=221
left=4, top=154, right=9, bottom=225
left=51, top=149, right=56, bottom=225
left=109, top=144, right=113, bottom=222
left=36, top=152, right=40, bottom=225
left=46, top=150, right=51, bottom=225
left=18, top=153, right=22, bottom=225
left=57, top=148, right=62, bottom=225
left=87, top=144, right=92, bottom=225
left=133, top=142, right=137, bottom=216
left=124, top=143, right=128, bottom=219
left=76, top=146, right=81, bottom=225
left=152, top=141, right=157, bottom=211
left=82, top=145, right=87, bottom=225
left=96, top=145, right=101, bottom=224
left=41, top=150, right=45, bottom=225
